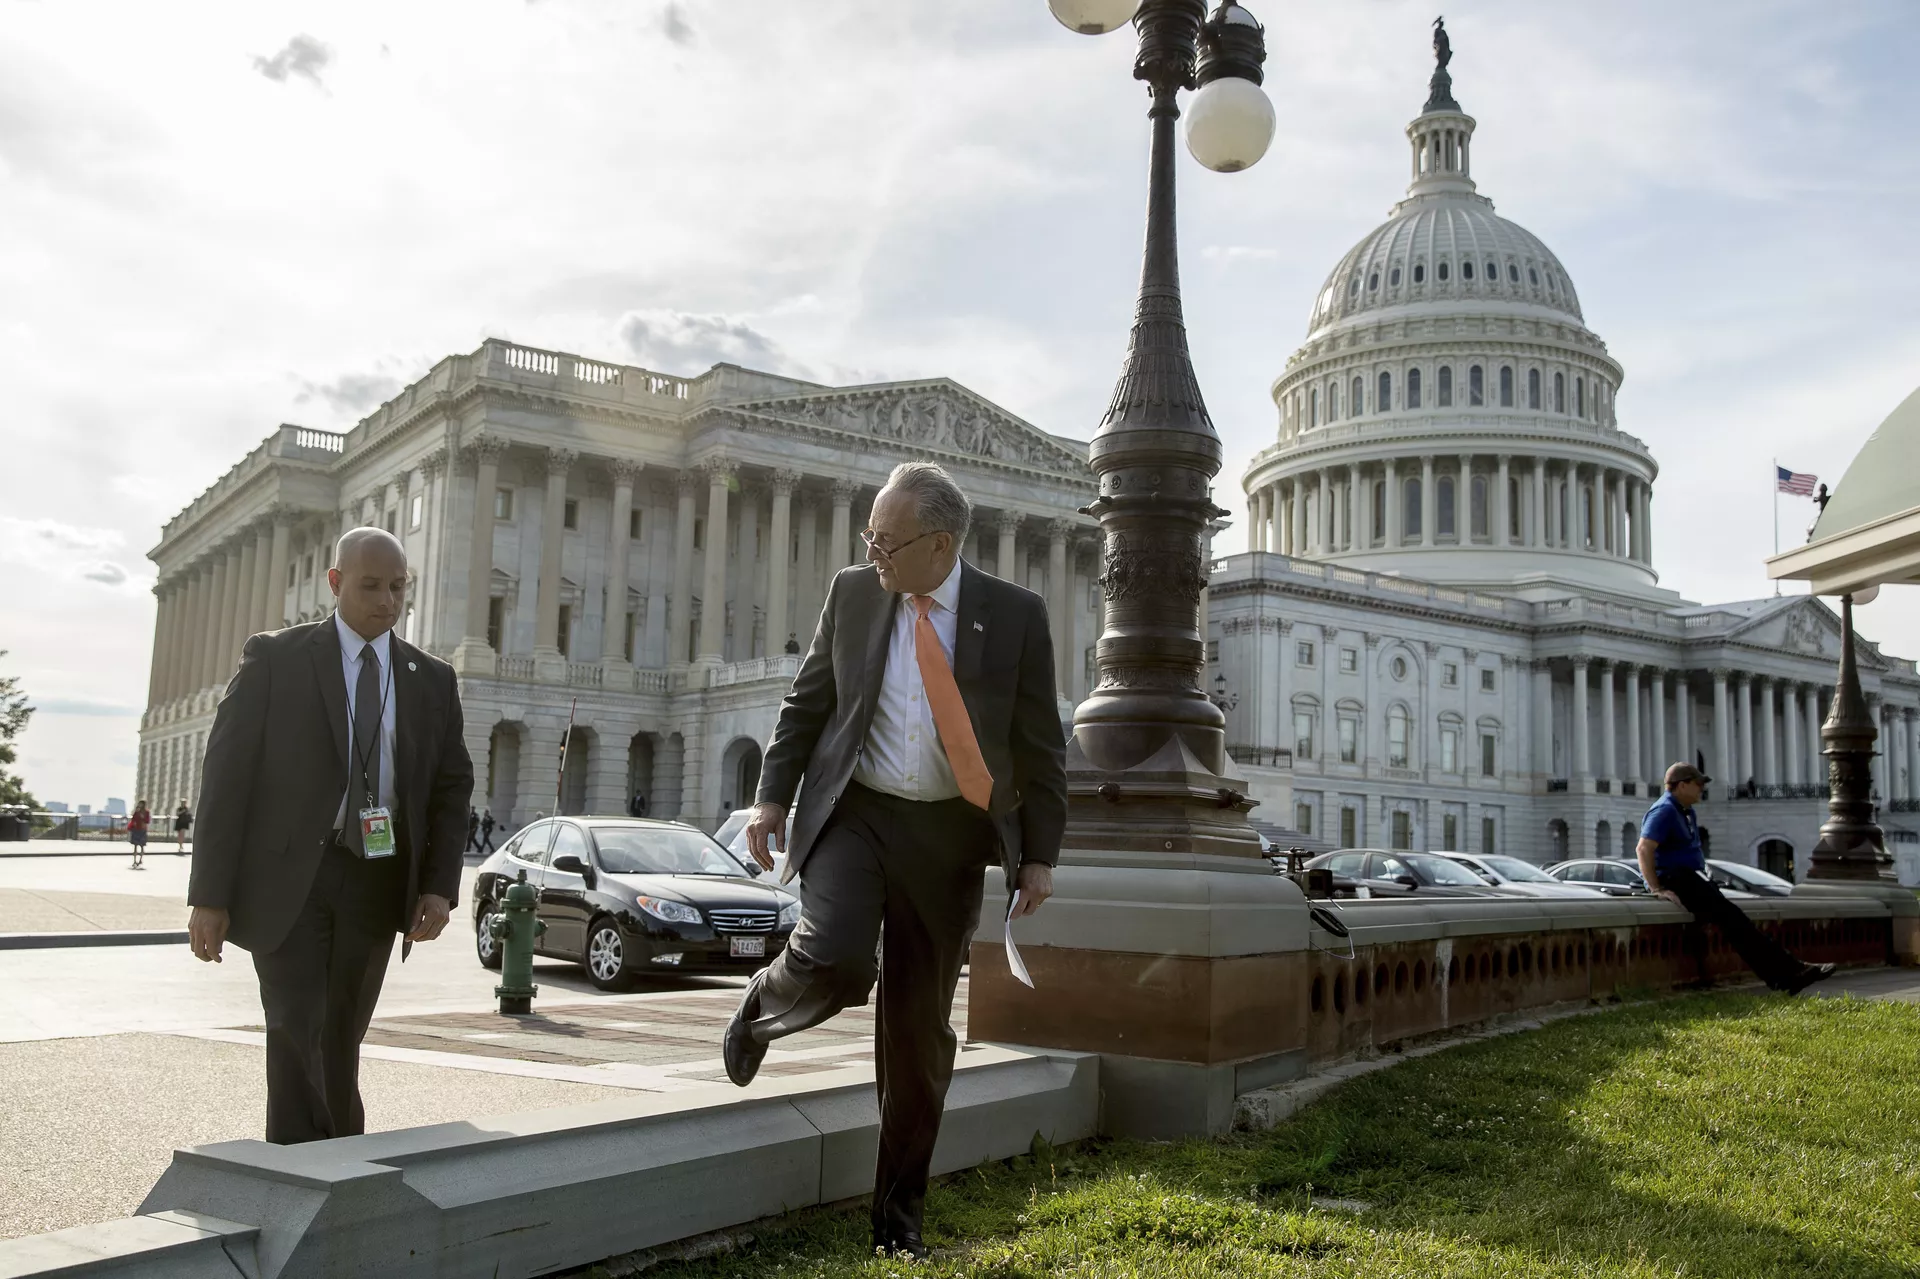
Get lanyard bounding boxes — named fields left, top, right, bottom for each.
left=347, top=646, right=392, bottom=806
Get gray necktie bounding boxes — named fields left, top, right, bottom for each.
left=347, top=647, right=382, bottom=854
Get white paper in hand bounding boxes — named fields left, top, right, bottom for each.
left=1004, top=890, right=1034, bottom=989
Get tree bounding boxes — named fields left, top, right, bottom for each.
left=0, top=651, right=37, bottom=809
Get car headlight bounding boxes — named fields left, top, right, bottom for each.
left=778, top=899, right=801, bottom=928
left=635, top=896, right=702, bottom=925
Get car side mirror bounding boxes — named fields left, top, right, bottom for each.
left=551, top=854, right=594, bottom=886
left=1396, top=875, right=1419, bottom=888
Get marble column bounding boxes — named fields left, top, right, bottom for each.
left=1246, top=494, right=1261, bottom=552
left=767, top=470, right=797, bottom=655
left=244, top=522, right=270, bottom=638
left=602, top=458, right=642, bottom=664
left=1531, top=458, right=1547, bottom=548
left=1597, top=659, right=1616, bottom=786
left=1533, top=660, right=1553, bottom=777
left=1874, top=700, right=1892, bottom=802
left=697, top=458, right=734, bottom=663
left=1758, top=677, right=1779, bottom=786
left=1801, top=683, right=1822, bottom=788
left=1712, top=669, right=1732, bottom=785
left=144, top=584, right=173, bottom=707
left=1571, top=657, right=1591, bottom=779
left=176, top=566, right=206, bottom=699
left=1420, top=456, right=1436, bottom=546
left=1904, top=707, right=1918, bottom=802
left=996, top=510, right=1021, bottom=582
left=1495, top=454, right=1511, bottom=546
left=1457, top=454, right=1472, bottom=541
left=1649, top=667, right=1667, bottom=781
left=1734, top=674, right=1754, bottom=787
left=532, top=448, right=575, bottom=666
left=1625, top=664, right=1641, bottom=788
left=1291, top=479, right=1308, bottom=553
left=1676, top=673, right=1694, bottom=769
left=795, top=490, right=821, bottom=637
left=1586, top=466, right=1601, bottom=552
left=459, top=437, right=505, bottom=656
left=830, top=479, right=855, bottom=571
left=228, top=529, right=258, bottom=668
left=1315, top=471, right=1330, bottom=556
left=1048, top=520, right=1071, bottom=694
left=1783, top=682, right=1802, bottom=786
left=650, top=736, right=679, bottom=821
left=202, top=546, right=235, bottom=690
left=734, top=483, right=762, bottom=660
left=671, top=473, right=698, bottom=667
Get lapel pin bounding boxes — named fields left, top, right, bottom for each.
left=973, top=622, right=984, bottom=632
left=407, top=662, right=417, bottom=672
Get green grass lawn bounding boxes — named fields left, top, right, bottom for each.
left=628, top=993, right=1920, bottom=1279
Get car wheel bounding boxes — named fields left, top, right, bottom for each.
left=584, top=918, right=630, bottom=991
left=474, top=900, right=503, bottom=971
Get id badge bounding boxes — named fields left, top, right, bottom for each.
left=359, top=807, right=397, bottom=859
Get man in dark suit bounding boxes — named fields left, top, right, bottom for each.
left=187, top=526, right=473, bottom=1144
left=730, top=461, right=1068, bottom=1260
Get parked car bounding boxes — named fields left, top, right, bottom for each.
left=1706, top=859, right=1794, bottom=897
left=1441, top=852, right=1611, bottom=898
left=472, top=817, right=799, bottom=990
left=1546, top=858, right=1649, bottom=896
left=1305, top=850, right=1502, bottom=897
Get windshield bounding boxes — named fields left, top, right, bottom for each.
left=590, top=826, right=752, bottom=877
left=1404, top=854, right=1490, bottom=887
left=1480, top=856, right=1559, bottom=883
left=713, top=810, right=750, bottom=849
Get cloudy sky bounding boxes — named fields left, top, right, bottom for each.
left=4, top=0, right=1917, bottom=807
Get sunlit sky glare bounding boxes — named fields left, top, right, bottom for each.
left=4, top=0, right=1917, bottom=806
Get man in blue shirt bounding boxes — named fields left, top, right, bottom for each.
left=1637, top=762, right=1833, bottom=994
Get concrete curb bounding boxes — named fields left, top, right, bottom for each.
left=0, top=931, right=189, bottom=951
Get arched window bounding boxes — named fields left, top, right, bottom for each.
left=1499, top=366, right=1514, bottom=407
left=1438, top=476, right=1456, bottom=536
left=1352, top=376, right=1365, bottom=414
left=1372, top=480, right=1386, bottom=540
left=1387, top=706, right=1411, bottom=768
left=1389, top=265, right=1402, bottom=287
left=1378, top=371, right=1391, bottom=413
left=1328, top=380, right=1340, bottom=422
left=1368, top=271, right=1379, bottom=292
left=1470, top=475, right=1489, bottom=538
left=1404, top=478, right=1422, bottom=537
left=1553, top=371, right=1566, bottom=413
left=1576, top=376, right=1586, bottom=418
left=1413, top=263, right=1426, bottom=284
left=1468, top=365, right=1484, bottom=406
left=1407, top=367, right=1422, bottom=409
left=1462, top=260, right=1475, bottom=281
left=1438, top=366, right=1453, bottom=407
left=1529, top=266, right=1540, bottom=286
left=1309, top=387, right=1319, bottom=427
left=1349, top=277, right=1360, bottom=297
left=1507, top=263, right=1519, bottom=282
left=1438, top=261, right=1451, bottom=281
left=1486, top=260, right=1497, bottom=281
left=1528, top=367, right=1541, bottom=410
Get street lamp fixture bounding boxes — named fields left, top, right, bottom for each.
left=1055, top=0, right=1272, bottom=860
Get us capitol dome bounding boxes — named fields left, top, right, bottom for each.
left=1241, top=50, right=1662, bottom=602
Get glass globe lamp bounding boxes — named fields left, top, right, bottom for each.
left=1183, top=75, right=1274, bottom=172
left=1047, top=0, right=1139, bottom=35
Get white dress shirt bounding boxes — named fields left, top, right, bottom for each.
left=853, top=558, right=964, bottom=803
left=334, top=612, right=398, bottom=829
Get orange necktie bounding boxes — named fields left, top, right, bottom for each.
left=911, top=595, right=993, bottom=811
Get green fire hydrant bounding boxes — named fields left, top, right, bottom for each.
left=491, top=868, right=545, bottom=1016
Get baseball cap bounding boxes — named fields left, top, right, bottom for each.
left=1664, top=762, right=1711, bottom=787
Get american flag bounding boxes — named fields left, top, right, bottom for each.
left=1776, top=466, right=1817, bottom=497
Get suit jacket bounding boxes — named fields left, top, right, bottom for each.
left=756, top=560, right=1068, bottom=890
left=190, top=617, right=475, bottom=956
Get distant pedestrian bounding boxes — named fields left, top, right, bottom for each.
left=466, top=807, right=480, bottom=852
left=128, top=800, right=151, bottom=870
left=173, top=800, right=193, bottom=852
left=628, top=791, right=648, bottom=819
left=478, top=808, right=496, bottom=853
left=1638, top=763, right=1834, bottom=996
left=784, top=632, right=801, bottom=655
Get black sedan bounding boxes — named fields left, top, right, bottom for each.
left=1304, top=850, right=1502, bottom=897
left=1546, top=858, right=1649, bottom=896
left=472, top=817, right=800, bottom=990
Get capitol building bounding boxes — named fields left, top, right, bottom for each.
left=1215, top=68, right=1920, bottom=880
left=135, top=57, right=1920, bottom=881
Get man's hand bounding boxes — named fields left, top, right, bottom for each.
left=407, top=893, right=452, bottom=943
left=1656, top=889, right=1683, bottom=906
left=188, top=906, right=229, bottom=963
left=745, top=802, right=786, bottom=872
left=1010, top=862, right=1053, bottom=919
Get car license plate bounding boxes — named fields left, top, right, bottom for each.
left=730, top=936, right=765, bottom=958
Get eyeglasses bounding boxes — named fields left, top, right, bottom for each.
left=860, top=528, right=937, bottom=559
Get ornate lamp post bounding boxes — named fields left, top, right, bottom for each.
left=1809, top=591, right=1895, bottom=880
left=1051, top=0, right=1275, bottom=860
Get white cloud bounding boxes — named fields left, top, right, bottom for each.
left=252, top=34, right=332, bottom=87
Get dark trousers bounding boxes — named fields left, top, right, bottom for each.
left=252, top=841, right=404, bottom=1144
left=747, top=784, right=992, bottom=1242
left=1659, top=867, right=1804, bottom=989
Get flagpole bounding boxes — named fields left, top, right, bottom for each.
left=1771, top=457, right=1781, bottom=597
left=555, top=697, right=578, bottom=814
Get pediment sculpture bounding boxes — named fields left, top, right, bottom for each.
left=737, top=387, right=1089, bottom=477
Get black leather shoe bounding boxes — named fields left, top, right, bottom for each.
left=722, top=980, right=768, bottom=1087
left=876, top=1231, right=928, bottom=1263
left=1783, top=962, right=1837, bottom=996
